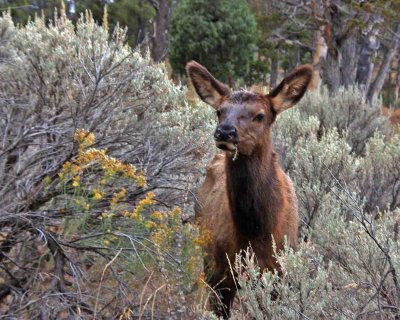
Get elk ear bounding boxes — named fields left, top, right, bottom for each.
left=186, top=60, right=230, bottom=109
left=268, top=64, right=312, bottom=114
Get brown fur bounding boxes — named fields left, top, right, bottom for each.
left=187, top=61, right=312, bottom=318
left=381, top=106, right=400, bottom=126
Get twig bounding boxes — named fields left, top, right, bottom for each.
left=93, top=248, right=122, bottom=318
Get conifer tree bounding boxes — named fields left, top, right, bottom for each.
left=169, top=0, right=257, bottom=83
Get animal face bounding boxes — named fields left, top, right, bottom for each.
left=186, top=61, right=312, bottom=156
left=214, top=92, right=275, bottom=156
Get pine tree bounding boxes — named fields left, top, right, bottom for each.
left=169, top=0, right=257, bottom=83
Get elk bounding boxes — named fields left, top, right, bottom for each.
left=186, top=61, right=312, bottom=318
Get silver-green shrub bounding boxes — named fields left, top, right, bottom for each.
left=357, top=134, right=400, bottom=213
left=275, top=111, right=358, bottom=234
left=0, top=11, right=214, bottom=319
left=234, top=87, right=400, bottom=318
left=234, top=208, right=400, bottom=319
left=297, top=87, right=391, bottom=154
left=0, top=12, right=214, bottom=214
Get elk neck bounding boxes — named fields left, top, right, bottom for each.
left=225, top=132, right=282, bottom=240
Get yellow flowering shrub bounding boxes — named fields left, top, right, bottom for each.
left=72, top=175, right=80, bottom=187
left=193, top=226, right=213, bottom=249
left=111, top=188, right=127, bottom=206
left=59, top=130, right=147, bottom=194
left=59, top=130, right=203, bottom=243
left=132, top=192, right=155, bottom=217
left=74, top=129, right=95, bottom=148
left=92, top=188, right=104, bottom=200
left=0, top=10, right=215, bottom=318
left=58, top=130, right=207, bottom=313
left=150, top=212, right=178, bottom=247
left=60, top=129, right=147, bottom=188
left=58, top=129, right=152, bottom=238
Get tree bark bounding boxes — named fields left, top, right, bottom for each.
left=367, top=24, right=400, bottom=102
left=270, top=55, right=279, bottom=88
left=340, top=34, right=357, bottom=88
left=151, top=0, right=172, bottom=62
left=322, top=45, right=342, bottom=92
left=321, top=3, right=358, bottom=93
left=395, top=58, right=400, bottom=109
left=309, top=25, right=327, bottom=91
left=321, top=5, right=343, bottom=93
left=388, top=60, right=393, bottom=107
left=355, top=13, right=382, bottom=97
left=355, top=28, right=380, bottom=96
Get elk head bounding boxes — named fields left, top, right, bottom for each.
left=186, top=61, right=312, bottom=157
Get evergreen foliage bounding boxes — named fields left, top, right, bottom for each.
left=169, top=0, right=257, bottom=83
left=0, top=0, right=156, bottom=47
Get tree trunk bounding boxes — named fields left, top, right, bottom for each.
left=367, top=24, right=400, bottom=102
left=355, top=13, right=382, bottom=97
left=395, top=58, right=400, bottom=109
left=321, top=3, right=358, bottom=93
left=388, top=61, right=393, bottom=107
left=321, top=6, right=344, bottom=93
left=270, top=55, right=279, bottom=88
left=151, top=0, right=172, bottom=62
left=340, top=34, right=357, bottom=88
left=322, top=46, right=342, bottom=92
left=309, top=25, right=327, bottom=91
left=355, top=29, right=380, bottom=96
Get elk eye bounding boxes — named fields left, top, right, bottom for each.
left=254, top=113, right=265, bottom=122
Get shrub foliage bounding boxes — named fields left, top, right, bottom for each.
left=0, top=11, right=214, bottom=318
left=231, top=88, right=400, bottom=319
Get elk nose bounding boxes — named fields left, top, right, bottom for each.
left=214, top=125, right=237, bottom=141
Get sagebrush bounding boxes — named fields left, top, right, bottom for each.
left=0, top=11, right=214, bottom=319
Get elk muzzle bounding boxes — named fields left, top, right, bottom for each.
left=214, top=124, right=238, bottom=151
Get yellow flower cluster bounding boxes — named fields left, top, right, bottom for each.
left=77, top=148, right=147, bottom=187
left=144, top=220, right=157, bottom=229
left=151, top=211, right=163, bottom=220
left=74, top=128, right=95, bottom=147
left=58, top=129, right=147, bottom=196
left=92, top=188, right=104, bottom=200
left=151, top=226, right=174, bottom=247
left=122, top=192, right=155, bottom=219
left=58, top=162, right=71, bottom=179
left=111, top=188, right=127, bottom=206
left=74, top=198, right=90, bottom=211
left=193, top=226, right=212, bottom=249
left=149, top=207, right=182, bottom=247
left=72, top=175, right=80, bottom=187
